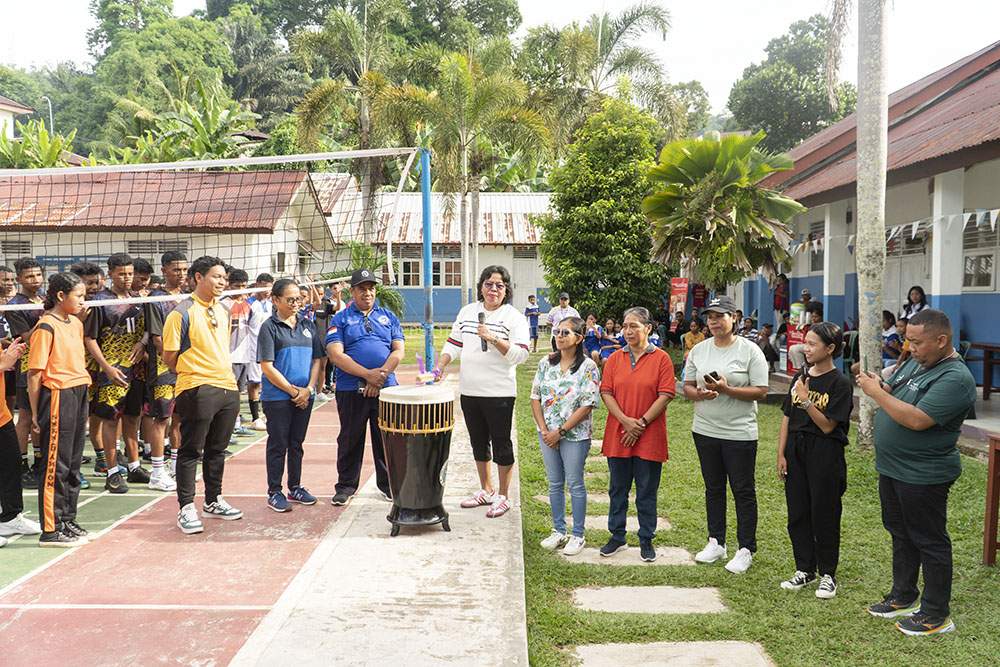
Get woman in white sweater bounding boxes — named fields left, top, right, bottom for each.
left=433, top=265, right=530, bottom=518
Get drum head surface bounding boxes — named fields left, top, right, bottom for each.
left=379, top=384, right=455, bottom=405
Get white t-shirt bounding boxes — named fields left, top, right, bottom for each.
left=683, top=335, right=770, bottom=441
left=247, top=297, right=273, bottom=364
left=547, top=305, right=581, bottom=328
left=441, top=302, right=530, bottom=397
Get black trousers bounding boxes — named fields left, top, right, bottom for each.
left=607, top=456, right=662, bottom=542
left=460, top=395, right=515, bottom=466
left=879, top=474, right=954, bottom=618
left=37, top=385, right=88, bottom=533
left=334, top=391, right=389, bottom=496
left=693, top=432, right=758, bottom=552
left=0, top=421, right=24, bottom=522
left=263, top=398, right=314, bottom=495
left=174, top=385, right=240, bottom=508
left=784, top=432, right=847, bottom=576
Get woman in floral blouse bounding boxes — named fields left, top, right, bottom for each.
left=530, top=316, right=601, bottom=556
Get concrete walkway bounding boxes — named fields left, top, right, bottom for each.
left=231, top=392, right=529, bottom=666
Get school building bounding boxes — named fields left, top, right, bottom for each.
left=736, top=40, right=1000, bottom=382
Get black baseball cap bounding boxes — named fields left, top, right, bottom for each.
left=701, top=295, right=738, bottom=316
left=559, top=292, right=569, bottom=299
left=350, top=268, right=380, bottom=288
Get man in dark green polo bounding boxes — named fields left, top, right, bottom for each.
left=857, top=309, right=975, bottom=637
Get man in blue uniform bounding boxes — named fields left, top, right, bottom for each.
left=524, top=294, right=540, bottom=352
left=325, top=269, right=404, bottom=506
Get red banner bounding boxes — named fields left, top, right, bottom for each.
left=786, top=326, right=806, bottom=373
left=669, top=277, right=690, bottom=319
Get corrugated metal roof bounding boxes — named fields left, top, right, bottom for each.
left=0, top=171, right=321, bottom=232
left=0, top=95, right=34, bottom=114
left=328, top=192, right=552, bottom=245
left=773, top=40, right=1000, bottom=203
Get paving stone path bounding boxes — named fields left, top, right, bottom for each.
left=559, top=546, right=693, bottom=566
left=572, top=585, right=727, bottom=614
left=573, top=641, right=774, bottom=666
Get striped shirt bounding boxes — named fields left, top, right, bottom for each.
left=441, top=302, right=530, bottom=397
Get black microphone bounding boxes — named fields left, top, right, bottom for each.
left=479, top=311, right=488, bottom=351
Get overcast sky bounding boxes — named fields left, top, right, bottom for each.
left=3, top=0, right=1000, bottom=113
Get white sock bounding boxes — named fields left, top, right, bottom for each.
left=127, top=460, right=140, bottom=472
left=170, top=450, right=178, bottom=463
left=151, top=456, right=164, bottom=471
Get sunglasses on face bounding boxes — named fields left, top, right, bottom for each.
left=554, top=328, right=579, bottom=337
left=363, top=314, right=374, bottom=334
left=483, top=281, right=506, bottom=291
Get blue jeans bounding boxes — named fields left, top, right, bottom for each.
left=539, top=434, right=589, bottom=537
left=608, top=456, right=663, bottom=543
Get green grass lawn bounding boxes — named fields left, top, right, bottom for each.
left=516, top=350, right=1000, bottom=666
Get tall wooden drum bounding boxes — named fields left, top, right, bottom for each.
left=378, top=384, right=455, bottom=536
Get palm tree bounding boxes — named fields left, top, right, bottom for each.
left=292, top=0, right=408, bottom=241
left=827, top=0, right=888, bottom=448
left=375, top=51, right=550, bottom=304
left=643, top=131, right=805, bottom=289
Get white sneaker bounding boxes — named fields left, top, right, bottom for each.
left=563, top=535, right=586, bottom=556
left=203, top=496, right=243, bottom=520
left=0, top=535, right=7, bottom=547
left=148, top=471, right=177, bottom=492
left=540, top=531, right=568, bottom=550
left=167, top=459, right=176, bottom=477
left=177, top=503, right=204, bottom=535
left=0, top=513, right=42, bottom=536
left=251, top=418, right=267, bottom=431
left=694, top=537, right=727, bottom=564
left=725, top=547, right=754, bottom=574
left=815, top=574, right=837, bottom=599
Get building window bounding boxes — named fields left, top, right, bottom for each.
left=400, top=259, right=421, bottom=286
left=963, top=251, right=994, bottom=290
left=962, top=211, right=998, bottom=291
left=432, top=259, right=461, bottom=286
left=808, top=221, right=824, bottom=273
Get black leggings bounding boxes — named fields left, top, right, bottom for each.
left=693, top=432, right=759, bottom=552
left=460, top=395, right=515, bottom=466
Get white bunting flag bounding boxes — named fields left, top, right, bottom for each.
left=992, top=209, right=999, bottom=232
left=911, top=221, right=920, bottom=239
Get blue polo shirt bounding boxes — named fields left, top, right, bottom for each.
left=257, top=313, right=325, bottom=402
left=325, top=301, right=403, bottom=391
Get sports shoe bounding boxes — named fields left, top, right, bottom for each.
left=780, top=570, right=817, bottom=591
left=563, top=535, right=586, bottom=556
left=251, top=417, right=267, bottom=431
left=63, top=520, right=88, bottom=538
left=460, top=489, right=493, bottom=508
left=38, top=530, right=82, bottom=548
left=725, top=547, right=753, bottom=574
left=166, top=458, right=176, bottom=478
left=0, top=535, right=6, bottom=547
left=78, top=472, right=90, bottom=489
left=177, top=503, right=204, bottom=535
left=288, top=487, right=317, bottom=505
left=640, top=540, right=657, bottom=562
left=268, top=492, right=291, bottom=512
left=486, top=495, right=511, bottom=518
left=694, top=537, right=727, bottom=564
left=896, top=612, right=955, bottom=636
left=540, top=531, right=568, bottom=550
left=233, top=426, right=254, bottom=437
left=94, top=461, right=109, bottom=477
left=816, top=574, right=837, bottom=599
left=105, top=471, right=129, bottom=494
left=599, top=539, right=627, bottom=558
left=867, top=595, right=920, bottom=618
left=21, top=468, right=38, bottom=490
left=379, top=491, right=393, bottom=502
left=148, top=471, right=177, bottom=492
left=331, top=492, right=353, bottom=506
left=203, top=496, right=243, bottom=520
left=127, top=466, right=151, bottom=484
left=0, top=513, right=42, bottom=536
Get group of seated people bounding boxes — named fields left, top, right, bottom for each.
left=660, top=307, right=783, bottom=371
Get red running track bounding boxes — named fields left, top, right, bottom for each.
left=0, top=395, right=373, bottom=666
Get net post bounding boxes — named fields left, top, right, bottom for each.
left=420, top=148, right=435, bottom=366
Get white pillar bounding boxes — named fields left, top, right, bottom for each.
left=930, top=169, right=965, bottom=338
left=823, top=201, right=850, bottom=327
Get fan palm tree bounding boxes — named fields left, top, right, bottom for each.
left=375, top=51, right=550, bottom=304
left=643, top=131, right=805, bottom=289
left=826, top=0, right=888, bottom=447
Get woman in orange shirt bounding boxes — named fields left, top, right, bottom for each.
left=599, top=306, right=676, bottom=563
left=28, top=273, right=91, bottom=548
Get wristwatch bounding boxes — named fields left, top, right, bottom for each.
left=800, top=398, right=813, bottom=410
left=308, top=386, right=316, bottom=396
left=558, top=427, right=568, bottom=437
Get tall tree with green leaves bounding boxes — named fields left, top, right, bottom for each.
left=205, top=0, right=337, bottom=38
left=392, top=0, right=521, bottom=51
left=539, top=99, right=668, bottom=319
left=643, top=131, right=805, bottom=290
left=728, top=14, right=857, bottom=152
left=88, top=0, right=174, bottom=59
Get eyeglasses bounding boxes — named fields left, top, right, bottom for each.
left=206, top=306, right=218, bottom=329
left=554, top=328, right=578, bottom=337
left=284, top=297, right=303, bottom=305
left=483, top=281, right=506, bottom=291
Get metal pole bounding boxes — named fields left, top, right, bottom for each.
left=420, top=148, right=435, bottom=367
left=40, top=96, right=53, bottom=132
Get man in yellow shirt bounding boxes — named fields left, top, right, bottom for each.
left=162, top=256, right=241, bottom=535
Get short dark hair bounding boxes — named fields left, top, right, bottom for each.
left=132, top=258, right=153, bottom=275
left=808, top=321, right=844, bottom=358
left=805, top=301, right=823, bottom=316
left=0, top=265, right=13, bottom=274
left=70, top=261, right=102, bottom=278
left=107, top=253, right=134, bottom=271
left=189, top=256, right=225, bottom=280
left=908, top=308, right=952, bottom=338
left=882, top=309, right=896, bottom=327
left=228, top=268, right=249, bottom=285
left=271, top=278, right=298, bottom=298
left=255, top=272, right=274, bottom=285
left=13, top=257, right=40, bottom=276
left=148, top=274, right=162, bottom=285
left=161, top=250, right=187, bottom=266
left=476, top=265, right=513, bottom=305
